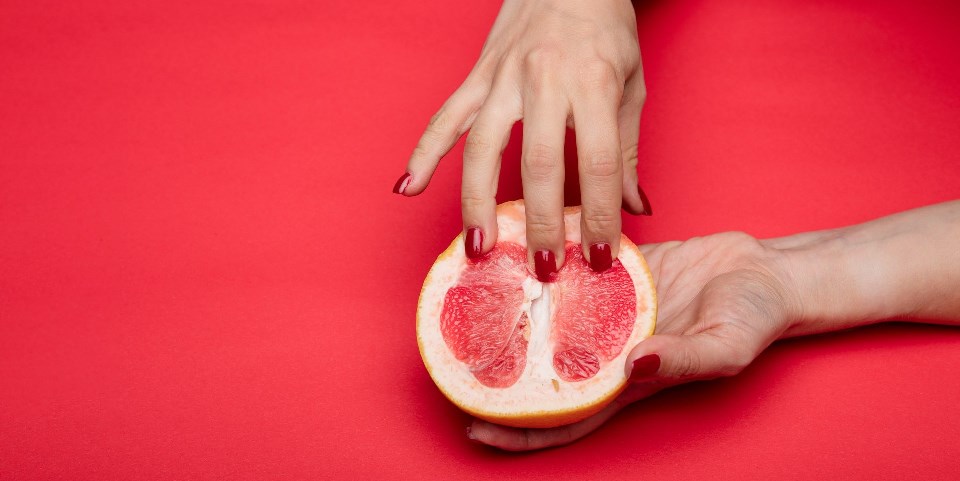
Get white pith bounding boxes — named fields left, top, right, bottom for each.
left=417, top=202, right=656, bottom=422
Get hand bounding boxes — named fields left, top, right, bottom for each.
left=467, top=232, right=800, bottom=451
left=394, top=0, right=650, bottom=278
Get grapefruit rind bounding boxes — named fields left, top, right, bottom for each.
left=416, top=201, right=657, bottom=428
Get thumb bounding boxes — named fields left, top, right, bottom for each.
left=623, top=331, right=750, bottom=384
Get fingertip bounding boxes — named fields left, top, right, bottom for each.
left=622, top=199, right=644, bottom=216
left=393, top=172, right=423, bottom=197
left=465, top=424, right=484, bottom=445
left=391, top=173, right=410, bottom=195
left=578, top=203, right=623, bottom=273
left=532, top=248, right=558, bottom=283
left=636, top=183, right=652, bottom=216
left=623, top=335, right=666, bottom=377
left=627, top=354, right=661, bottom=383
left=465, top=420, right=514, bottom=450
left=463, top=218, right=499, bottom=259
left=465, top=226, right=484, bottom=259
left=621, top=183, right=652, bottom=216
left=394, top=171, right=438, bottom=197
left=587, top=242, right=614, bottom=273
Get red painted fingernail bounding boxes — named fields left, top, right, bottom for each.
left=629, top=354, right=661, bottom=383
left=589, top=242, right=612, bottom=273
left=465, top=227, right=483, bottom=259
left=637, top=184, right=652, bottom=216
left=534, top=249, right=558, bottom=283
left=392, top=172, right=412, bottom=194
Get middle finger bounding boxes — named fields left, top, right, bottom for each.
left=521, top=85, right=568, bottom=282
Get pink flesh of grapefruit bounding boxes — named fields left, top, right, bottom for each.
left=417, top=201, right=656, bottom=428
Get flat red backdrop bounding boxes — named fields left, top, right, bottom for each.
left=2, top=0, right=959, bottom=479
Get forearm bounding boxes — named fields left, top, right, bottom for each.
left=768, top=201, right=960, bottom=338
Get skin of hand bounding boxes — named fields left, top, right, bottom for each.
left=394, top=0, right=650, bottom=280
left=467, top=201, right=960, bottom=451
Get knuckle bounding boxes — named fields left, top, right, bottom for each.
left=584, top=150, right=621, bottom=178
left=463, top=131, right=494, bottom=161
left=576, top=59, right=620, bottom=93
left=522, top=143, right=559, bottom=182
left=417, top=110, right=454, bottom=152
left=523, top=45, right=562, bottom=74
left=525, top=210, right=563, bottom=238
left=428, top=110, right=449, bottom=131
left=421, top=122, right=447, bottom=145
left=716, top=231, right=762, bottom=251
left=410, top=142, right=432, bottom=161
left=625, top=82, right=647, bottom=106
left=672, top=351, right=702, bottom=379
left=460, top=189, right=490, bottom=211
left=502, top=52, right=525, bottom=73
left=474, top=51, right=498, bottom=77
left=583, top=210, right=619, bottom=236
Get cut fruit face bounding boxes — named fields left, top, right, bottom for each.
left=417, top=201, right=656, bottom=428
left=439, top=242, right=530, bottom=389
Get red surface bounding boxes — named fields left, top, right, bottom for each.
left=2, top=0, right=960, bottom=479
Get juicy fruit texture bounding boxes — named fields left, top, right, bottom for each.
left=440, top=243, right=636, bottom=388
left=417, top=201, right=656, bottom=428
left=552, top=245, right=636, bottom=382
left=440, top=243, right=529, bottom=388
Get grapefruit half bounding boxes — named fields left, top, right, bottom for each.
left=417, top=201, right=657, bottom=428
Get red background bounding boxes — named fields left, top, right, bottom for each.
left=2, top=0, right=960, bottom=479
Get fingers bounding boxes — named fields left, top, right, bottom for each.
left=461, top=73, right=521, bottom=258
left=570, top=61, right=624, bottom=272
left=395, top=82, right=486, bottom=196
left=468, top=400, right=623, bottom=451
left=465, top=379, right=667, bottom=451
left=618, top=73, right=651, bottom=216
left=521, top=73, right=568, bottom=280
left=624, top=329, right=754, bottom=384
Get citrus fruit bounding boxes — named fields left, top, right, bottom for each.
left=417, top=201, right=657, bottom=428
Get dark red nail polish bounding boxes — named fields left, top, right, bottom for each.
left=629, top=354, right=661, bottom=383
left=465, top=227, right=483, bottom=259
left=589, top=242, right=612, bottom=273
left=534, top=249, right=558, bottom=282
left=392, top=173, right=412, bottom=194
left=637, top=184, right=652, bottom=216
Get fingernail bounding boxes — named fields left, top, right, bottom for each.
left=629, top=354, right=661, bottom=383
left=534, top=249, right=557, bottom=282
left=465, top=227, right=483, bottom=259
left=637, top=184, right=652, bottom=216
left=392, top=172, right=412, bottom=194
left=589, top=242, right=612, bottom=273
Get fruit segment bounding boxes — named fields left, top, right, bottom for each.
left=440, top=241, right=637, bottom=387
left=551, top=245, right=636, bottom=381
left=439, top=243, right=529, bottom=388
left=420, top=201, right=656, bottom=427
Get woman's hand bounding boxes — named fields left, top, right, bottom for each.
left=467, top=232, right=801, bottom=450
left=394, top=0, right=650, bottom=278
left=466, top=201, right=960, bottom=451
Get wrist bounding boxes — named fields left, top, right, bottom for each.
left=765, top=202, right=960, bottom=339
left=770, top=227, right=892, bottom=338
